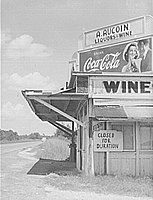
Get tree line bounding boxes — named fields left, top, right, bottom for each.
left=0, top=124, right=73, bottom=142
left=0, top=129, right=46, bottom=141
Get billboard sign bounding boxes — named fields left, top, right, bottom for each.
left=85, top=17, right=144, bottom=47
left=94, top=130, right=123, bottom=152
left=79, top=37, right=152, bottom=73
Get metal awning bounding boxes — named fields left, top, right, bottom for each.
left=22, top=88, right=87, bottom=136
left=94, top=106, right=127, bottom=118
left=124, top=106, right=153, bottom=119
left=94, top=105, right=153, bottom=121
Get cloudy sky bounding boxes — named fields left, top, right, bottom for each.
left=1, top=0, right=152, bottom=135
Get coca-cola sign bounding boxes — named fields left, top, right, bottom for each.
left=79, top=37, right=152, bottom=73
left=83, top=52, right=121, bottom=72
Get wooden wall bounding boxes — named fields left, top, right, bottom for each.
left=139, top=151, right=153, bottom=176
left=94, top=151, right=153, bottom=176
left=109, top=152, right=136, bottom=176
left=76, top=102, right=153, bottom=177
left=94, top=152, right=105, bottom=175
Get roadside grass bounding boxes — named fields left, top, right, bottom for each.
left=45, top=174, right=153, bottom=198
left=34, top=136, right=70, bottom=160
left=32, top=137, right=153, bottom=198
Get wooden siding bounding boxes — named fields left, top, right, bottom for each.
left=94, top=152, right=105, bottom=175
left=94, top=151, right=153, bottom=176
left=109, top=152, right=136, bottom=176
left=139, top=151, right=153, bottom=177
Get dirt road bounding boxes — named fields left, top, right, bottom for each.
left=1, top=141, right=47, bottom=200
left=1, top=142, right=152, bottom=200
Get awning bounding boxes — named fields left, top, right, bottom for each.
left=94, top=105, right=153, bottom=121
left=94, top=106, right=127, bottom=118
left=124, top=106, right=153, bottom=118
left=22, top=88, right=87, bottom=135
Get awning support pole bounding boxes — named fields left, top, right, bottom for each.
left=48, top=118, right=75, bottom=136
left=47, top=119, right=72, bottom=137
left=69, top=121, right=76, bottom=162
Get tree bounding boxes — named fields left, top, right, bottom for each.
left=0, top=129, right=19, bottom=141
left=28, top=132, right=42, bottom=139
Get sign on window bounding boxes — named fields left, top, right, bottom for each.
left=93, top=130, right=123, bottom=152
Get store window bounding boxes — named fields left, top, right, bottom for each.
left=111, top=123, right=134, bottom=150
left=140, top=124, right=153, bottom=150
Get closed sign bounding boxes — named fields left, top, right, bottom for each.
left=94, top=130, right=123, bottom=152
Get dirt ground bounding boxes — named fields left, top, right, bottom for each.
left=1, top=142, right=153, bottom=200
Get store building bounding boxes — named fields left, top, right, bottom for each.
left=22, top=15, right=153, bottom=177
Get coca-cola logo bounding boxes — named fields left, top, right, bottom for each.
left=83, top=52, right=121, bottom=72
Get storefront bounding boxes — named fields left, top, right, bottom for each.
left=22, top=15, right=153, bottom=177
left=73, top=72, right=152, bottom=176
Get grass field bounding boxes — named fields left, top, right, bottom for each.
left=35, top=136, right=70, bottom=160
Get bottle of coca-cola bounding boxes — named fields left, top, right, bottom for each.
left=130, top=60, right=139, bottom=72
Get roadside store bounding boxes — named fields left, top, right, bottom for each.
left=22, top=15, right=153, bottom=177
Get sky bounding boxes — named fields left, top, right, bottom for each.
left=1, top=0, right=153, bottom=135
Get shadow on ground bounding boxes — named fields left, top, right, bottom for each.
left=27, top=158, right=78, bottom=176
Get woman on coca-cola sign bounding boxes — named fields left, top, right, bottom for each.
left=122, top=42, right=141, bottom=73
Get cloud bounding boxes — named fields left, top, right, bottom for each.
left=2, top=72, right=58, bottom=91
left=2, top=102, right=25, bottom=119
left=3, top=34, right=52, bottom=59
left=1, top=101, right=36, bottom=121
